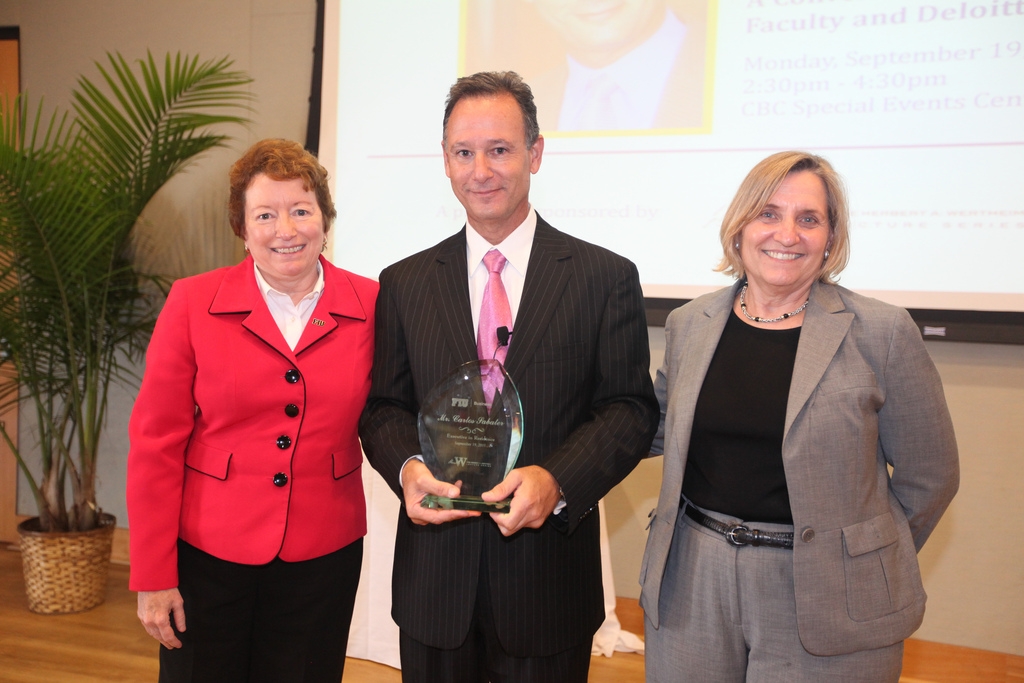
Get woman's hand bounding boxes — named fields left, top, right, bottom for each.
left=137, top=588, right=186, bottom=649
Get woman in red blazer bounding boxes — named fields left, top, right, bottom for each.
left=127, top=139, right=377, bottom=682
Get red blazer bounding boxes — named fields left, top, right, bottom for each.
left=127, top=256, right=377, bottom=591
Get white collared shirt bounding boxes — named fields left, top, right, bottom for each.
left=466, top=208, right=537, bottom=335
left=253, top=260, right=325, bottom=350
left=558, top=9, right=687, bottom=130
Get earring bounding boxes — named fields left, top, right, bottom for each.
left=322, top=237, right=328, bottom=253
left=244, top=243, right=250, bottom=253
left=735, top=242, right=740, bottom=251
left=824, top=248, right=830, bottom=260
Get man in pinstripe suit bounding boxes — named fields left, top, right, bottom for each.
left=360, top=71, right=659, bottom=683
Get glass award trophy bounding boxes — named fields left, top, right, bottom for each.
left=419, top=359, right=522, bottom=512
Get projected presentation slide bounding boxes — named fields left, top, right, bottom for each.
left=322, top=0, right=1024, bottom=312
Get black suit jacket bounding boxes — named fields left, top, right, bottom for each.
left=359, top=216, right=658, bottom=656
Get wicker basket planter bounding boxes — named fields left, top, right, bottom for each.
left=16, top=513, right=117, bottom=614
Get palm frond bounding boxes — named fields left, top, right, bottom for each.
left=0, top=52, right=251, bottom=531
left=73, top=51, right=252, bottom=218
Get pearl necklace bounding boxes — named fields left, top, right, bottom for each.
left=739, top=284, right=809, bottom=324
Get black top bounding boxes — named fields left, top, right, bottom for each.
left=682, top=310, right=801, bottom=523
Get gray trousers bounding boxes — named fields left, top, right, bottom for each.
left=644, top=503, right=903, bottom=683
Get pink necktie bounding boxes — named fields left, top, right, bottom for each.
left=577, top=74, right=627, bottom=130
left=477, top=250, right=512, bottom=406
left=477, top=250, right=512, bottom=363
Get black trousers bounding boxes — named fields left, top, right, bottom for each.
left=398, top=550, right=591, bottom=683
left=159, top=538, right=362, bottom=683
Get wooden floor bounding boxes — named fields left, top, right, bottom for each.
left=1, top=545, right=1021, bottom=682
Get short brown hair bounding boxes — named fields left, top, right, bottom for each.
left=227, top=139, right=336, bottom=237
left=715, top=151, right=850, bottom=285
left=443, top=71, right=540, bottom=148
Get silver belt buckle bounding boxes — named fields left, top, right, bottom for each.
left=725, top=523, right=750, bottom=547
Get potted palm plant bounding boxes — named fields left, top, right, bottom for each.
left=0, top=51, right=250, bottom=613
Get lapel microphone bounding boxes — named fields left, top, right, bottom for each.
left=493, top=326, right=512, bottom=360
left=497, top=326, right=511, bottom=348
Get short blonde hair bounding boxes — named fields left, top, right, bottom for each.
left=715, top=151, right=850, bottom=285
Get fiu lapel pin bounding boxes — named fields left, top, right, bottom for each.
left=312, top=318, right=326, bottom=327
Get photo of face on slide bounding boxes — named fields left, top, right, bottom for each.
left=461, top=0, right=714, bottom=134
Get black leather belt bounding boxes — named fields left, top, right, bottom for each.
left=684, top=505, right=794, bottom=549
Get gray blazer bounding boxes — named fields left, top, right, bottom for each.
left=639, top=281, right=959, bottom=656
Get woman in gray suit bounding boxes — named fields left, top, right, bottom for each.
left=640, top=151, right=959, bottom=682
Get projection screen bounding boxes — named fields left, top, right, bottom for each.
left=319, top=0, right=1024, bottom=340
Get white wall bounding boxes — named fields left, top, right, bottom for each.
left=4, top=0, right=1022, bottom=658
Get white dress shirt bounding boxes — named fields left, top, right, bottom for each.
left=253, top=259, right=324, bottom=351
left=466, top=207, right=537, bottom=335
